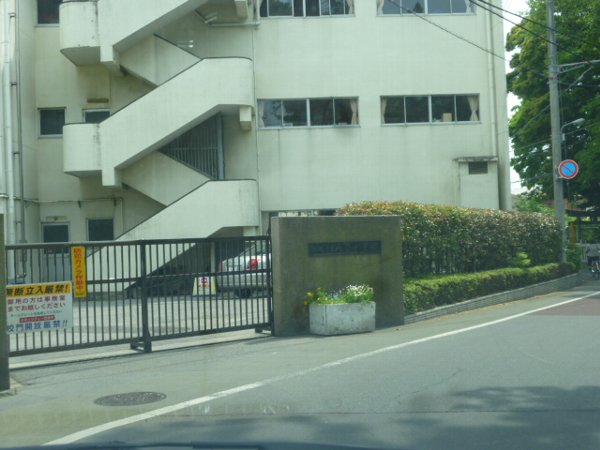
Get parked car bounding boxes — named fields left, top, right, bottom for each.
left=216, top=240, right=271, bottom=298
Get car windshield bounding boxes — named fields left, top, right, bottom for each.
left=4, top=0, right=600, bottom=449
left=240, top=240, right=269, bottom=258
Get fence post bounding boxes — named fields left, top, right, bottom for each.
left=140, top=242, right=152, bottom=353
left=0, top=215, right=9, bottom=390
left=266, top=236, right=275, bottom=335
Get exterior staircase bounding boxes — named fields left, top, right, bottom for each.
left=59, top=0, right=259, bottom=284
left=60, top=3, right=258, bottom=240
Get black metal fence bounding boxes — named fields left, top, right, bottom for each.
left=160, top=113, right=223, bottom=179
left=5, top=236, right=272, bottom=356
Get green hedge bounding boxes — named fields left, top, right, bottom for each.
left=337, top=201, right=561, bottom=277
left=403, top=263, right=575, bottom=315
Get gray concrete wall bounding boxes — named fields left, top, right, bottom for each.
left=0, top=215, right=9, bottom=390
left=271, top=216, right=403, bottom=336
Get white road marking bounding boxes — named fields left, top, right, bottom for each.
left=46, top=289, right=600, bottom=445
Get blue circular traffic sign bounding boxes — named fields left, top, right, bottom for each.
left=558, top=159, right=579, bottom=179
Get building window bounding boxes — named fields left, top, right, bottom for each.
left=88, top=218, right=114, bottom=241
left=258, top=98, right=359, bottom=128
left=311, top=98, right=357, bottom=125
left=42, top=223, right=69, bottom=253
left=84, top=109, right=111, bottom=124
left=381, top=95, right=479, bottom=124
left=377, top=0, right=474, bottom=14
left=406, top=96, right=429, bottom=123
left=260, top=0, right=353, bottom=17
left=37, top=0, right=63, bottom=24
left=283, top=100, right=308, bottom=126
left=43, top=223, right=69, bottom=242
left=468, top=161, right=488, bottom=174
left=39, top=108, right=66, bottom=136
left=432, top=95, right=478, bottom=122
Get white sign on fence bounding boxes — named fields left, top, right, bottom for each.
left=193, top=276, right=216, bottom=296
left=5, top=282, right=73, bottom=334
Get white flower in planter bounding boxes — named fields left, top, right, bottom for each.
left=305, top=285, right=375, bottom=335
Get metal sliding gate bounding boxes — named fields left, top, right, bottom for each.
left=5, top=236, right=273, bottom=356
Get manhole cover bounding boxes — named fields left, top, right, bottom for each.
left=94, top=392, right=166, bottom=407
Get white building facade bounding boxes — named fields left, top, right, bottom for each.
left=0, top=0, right=511, bottom=245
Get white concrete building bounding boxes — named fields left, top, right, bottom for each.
left=0, top=0, right=511, bottom=246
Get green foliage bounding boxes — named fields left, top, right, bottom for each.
left=403, top=263, right=576, bottom=315
left=506, top=0, right=600, bottom=209
left=337, top=201, right=561, bottom=277
left=511, top=252, right=532, bottom=268
left=305, top=285, right=374, bottom=305
left=513, top=194, right=554, bottom=215
left=566, top=242, right=582, bottom=270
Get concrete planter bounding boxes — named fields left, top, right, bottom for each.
left=309, top=302, right=376, bottom=336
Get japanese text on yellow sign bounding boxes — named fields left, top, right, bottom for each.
left=6, top=282, right=73, bottom=334
left=71, top=246, right=87, bottom=298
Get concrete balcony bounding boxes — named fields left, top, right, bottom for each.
left=120, top=152, right=210, bottom=206
left=86, top=180, right=260, bottom=284
left=60, top=0, right=251, bottom=67
left=59, top=1, right=100, bottom=65
left=63, top=123, right=101, bottom=176
left=62, top=57, right=254, bottom=187
left=120, top=180, right=260, bottom=241
left=119, top=35, right=199, bottom=86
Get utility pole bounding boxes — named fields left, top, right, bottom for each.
left=547, top=0, right=566, bottom=263
left=0, top=215, right=9, bottom=391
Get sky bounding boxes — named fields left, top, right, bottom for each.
left=502, top=0, right=530, bottom=194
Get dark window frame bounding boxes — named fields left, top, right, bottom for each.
left=39, top=108, right=66, bottom=136
left=379, top=0, right=474, bottom=15
left=37, top=0, right=63, bottom=25
left=260, top=0, right=352, bottom=17
left=83, top=109, right=111, bottom=124
left=258, top=97, right=359, bottom=128
left=42, top=222, right=70, bottom=254
left=381, top=94, right=479, bottom=125
left=405, top=96, right=430, bottom=123
left=87, top=218, right=114, bottom=242
left=468, top=161, right=489, bottom=175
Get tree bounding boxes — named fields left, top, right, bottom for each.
left=513, top=193, right=554, bottom=215
left=506, top=0, right=600, bottom=210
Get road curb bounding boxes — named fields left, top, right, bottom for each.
left=9, top=329, right=269, bottom=370
left=404, top=272, right=586, bottom=324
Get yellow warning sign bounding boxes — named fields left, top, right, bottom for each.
left=71, top=246, right=87, bottom=298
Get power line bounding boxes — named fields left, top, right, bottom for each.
left=381, top=0, right=598, bottom=121
left=474, top=0, right=555, bottom=49
left=382, top=0, right=600, bottom=91
left=385, top=1, right=594, bottom=90
left=511, top=138, right=552, bottom=159
left=473, top=0, right=600, bottom=53
left=470, top=0, right=592, bottom=64
left=394, top=3, right=505, bottom=61
left=511, top=65, right=600, bottom=136
left=511, top=120, right=600, bottom=156
left=558, top=65, right=600, bottom=90
left=384, top=0, right=555, bottom=85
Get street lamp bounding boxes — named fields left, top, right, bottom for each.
left=561, top=118, right=585, bottom=152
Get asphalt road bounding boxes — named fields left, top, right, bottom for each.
left=3, top=281, right=600, bottom=449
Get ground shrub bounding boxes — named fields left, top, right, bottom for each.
left=337, top=201, right=561, bottom=277
left=403, top=263, right=575, bottom=315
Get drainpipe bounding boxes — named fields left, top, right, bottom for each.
left=14, top=0, right=25, bottom=244
left=2, top=0, right=15, bottom=279
left=0, top=0, right=7, bottom=221
left=251, top=25, right=263, bottom=234
left=484, top=5, right=501, bottom=209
